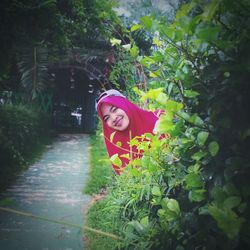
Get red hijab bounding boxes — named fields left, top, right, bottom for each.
left=97, top=94, right=160, bottom=174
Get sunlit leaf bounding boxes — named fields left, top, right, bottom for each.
left=167, top=199, right=180, bottom=214
left=122, top=44, right=131, bottom=51
left=110, top=38, right=121, bottom=46
left=152, top=186, right=161, bottom=196
left=156, top=92, right=168, bottom=105
left=130, top=24, right=142, bottom=32
left=166, top=100, right=183, bottom=113
left=140, top=16, right=153, bottom=30
left=130, top=44, right=139, bottom=58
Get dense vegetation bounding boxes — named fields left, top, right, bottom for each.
left=0, top=0, right=120, bottom=99
left=86, top=0, right=250, bottom=249
left=84, top=127, right=113, bottom=195
left=0, top=105, right=51, bottom=191
left=0, top=0, right=249, bottom=249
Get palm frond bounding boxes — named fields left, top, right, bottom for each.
left=17, top=46, right=49, bottom=100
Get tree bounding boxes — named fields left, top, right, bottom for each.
left=0, top=0, right=120, bottom=99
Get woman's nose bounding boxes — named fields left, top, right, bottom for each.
left=110, top=113, right=117, bottom=123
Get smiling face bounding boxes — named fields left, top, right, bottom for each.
left=101, top=103, right=130, bottom=131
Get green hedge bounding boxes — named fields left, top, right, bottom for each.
left=0, top=104, right=51, bottom=190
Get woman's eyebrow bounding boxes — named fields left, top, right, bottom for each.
left=110, top=105, right=116, bottom=112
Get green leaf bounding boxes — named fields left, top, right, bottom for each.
left=128, top=220, right=145, bottom=234
left=122, top=44, right=131, bottom=51
left=211, top=187, right=227, bottom=204
left=110, top=38, right=121, bottom=46
left=238, top=202, right=247, bottom=213
left=154, top=116, right=174, bottom=134
left=202, top=0, right=222, bottom=22
left=197, top=131, right=209, bottom=146
left=184, top=90, right=200, bottom=98
left=223, top=196, right=241, bottom=210
left=177, top=111, right=190, bottom=121
left=176, top=1, right=198, bottom=19
left=156, top=92, right=168, bottom=105
left=208, top=141, right=219, bottom=156
left=131, top=24, right=142, bottom=32
left=140, top=216, right=149, bottom=228
left=152, top=186, right=161, bottom=196
left=167, top=199, right=180, bottom=214
left=189, top=189, right=206, bottom=202
left=189, top=114, right=204, bottom=127
left=185, top=173, right=203, bottom=188
left=191, top=151, right=207, bottom=161
left=196, top=26, right=221, bottom=42
left=142, top=88, right=164, bottom=100
left=188, top=164, right=201, bottom=173
left=140, top=16, right=153, bottom=30
left=208, top=205, right=245, bottom=239
left=130, top=45, right=139, bottom=58
left=110, top=153, right=122, bottom=167
left=166, top=100, right=183, bottom=113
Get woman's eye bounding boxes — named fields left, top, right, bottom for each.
left=103, top=116, right=109, bottom=122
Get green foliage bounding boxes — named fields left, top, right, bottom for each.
left=0, top=104, right=51, bottom=191
left=88, top=0, right=250, bottom=249
left=84, top=125, right=113, bottom=195
left=0, top=0, right=120, bottom=99
left=85, top=196, right=121, bottom=250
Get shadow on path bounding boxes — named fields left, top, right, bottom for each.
left=0, top=134, right=91, bottom=250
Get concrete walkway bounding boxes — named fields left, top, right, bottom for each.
left=0, top=134, right=91, bottom=250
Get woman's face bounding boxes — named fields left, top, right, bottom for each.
left=101, top=103, right=130, bottom=131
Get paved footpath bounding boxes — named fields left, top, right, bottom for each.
left=0, top=134, right=91, bottom=250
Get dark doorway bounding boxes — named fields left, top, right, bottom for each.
left=52, top=67, right=97, bottom=133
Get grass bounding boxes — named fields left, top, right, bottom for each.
left=85, top=197, right=122, bottom=250
left=84, top=132, right=113, bottom=195
left=83, top=128, right=122, bottom=250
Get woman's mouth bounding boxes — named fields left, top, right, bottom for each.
left=115, top=117, right=123, bottom=127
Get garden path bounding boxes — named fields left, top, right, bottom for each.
left=0, top=134, right=91, bottom=250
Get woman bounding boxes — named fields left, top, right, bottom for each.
left=96, top=89, right=162, bottom=174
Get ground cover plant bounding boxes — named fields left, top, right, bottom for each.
left=84, top=125, right=113, bottom=195
left=86, top=0, right=250, bottom=249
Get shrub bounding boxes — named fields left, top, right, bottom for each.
left=88, top=0, right=250, bottom=249
left=0, top=104, right=51, bottom=189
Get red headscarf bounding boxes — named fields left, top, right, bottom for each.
left=97, top=95, right=160, bottom=174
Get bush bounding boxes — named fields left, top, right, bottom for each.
left=87, top=0, right=250, bottom=249
left=0, top=104, right=51, bottom=190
